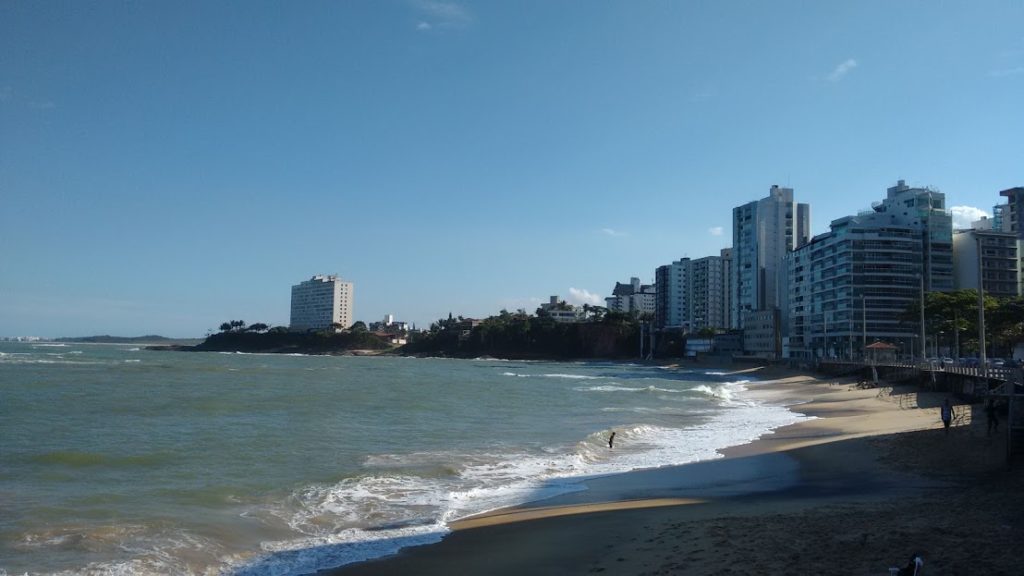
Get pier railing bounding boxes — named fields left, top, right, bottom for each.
left=817, top=359, right=1021, bottom=387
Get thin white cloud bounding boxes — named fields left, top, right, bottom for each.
left=689, top=85, right=717, bottom=103
left=950, top=205, right=991, bottom=230
left=413, top=0, right=472, bottom=30
left=601, top=228, right=628, bottom=237
left=567, top=288, right=603, bottom=307
left=708, top=226, right=724, bottom=236
left=827, top=58, right=858, bottom=82
left=28, top=100, right=55, bottom=110
left=989, top=67, right=1024, bottom=78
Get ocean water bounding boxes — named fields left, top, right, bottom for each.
left=0, top=343, right=809, bottom=575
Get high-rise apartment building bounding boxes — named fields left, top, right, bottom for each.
left=731, top=185, right=810, bottom=329
left=655, top=260, right=689, bottom=330
left=1001, top=187, right=1024, bottom=239
left=289, top=275, right=354, bottom=332
left=786, top=181, right=953, bottom=360
left=885, top=180, right=954, bottom=291
left=953, top=229, right=1021, bottom=297
left=1000, top=187, right=1024, bottom=286
left=719, top=247, right=732, bottom=331
left=991, top=205, right=1011, bottom=233
left=655, top=256, right=728, bottom=332
left=605, top=277, right=656, bottom=317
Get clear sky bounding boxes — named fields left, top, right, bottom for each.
left=2, top=1, right=1022, bottom=338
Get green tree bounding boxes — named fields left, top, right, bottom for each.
left=901, top=290, right=1000, bottom=355
left=988, top=296, right=1024, bottom=354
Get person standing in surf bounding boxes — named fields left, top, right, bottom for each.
left=608, top=431, right=616, bottom=449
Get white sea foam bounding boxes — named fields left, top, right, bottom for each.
left=228, top=388, right=810, bottom=576
left=16, top=524, right=223, bottom=576
left=501, top=372, right=606, bottom=380
left=575, top=384, right=683, bottom=393
left=689, top=380, right=752, bottom=406
left=228, top=524, right=448, bottom=576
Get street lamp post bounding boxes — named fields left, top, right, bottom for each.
left=977, top=235, right=987, bottom=376
left=848, top=310, right=853, bottom=360
left=954, top=309, right=960, bottom=359
left=861, top=295, right=867, bottom=360
left=919, top=274, right=927, bottom=362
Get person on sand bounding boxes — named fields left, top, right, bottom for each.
left=941, top=398, right=955, bottom=435
left=986, top=398, right=999, bottom=436
left=608, top=432, right=616, bottom=449
left=897, top=551, right=924, bottom=576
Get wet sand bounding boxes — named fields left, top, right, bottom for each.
left=323, top=370, right=1021, bottom=576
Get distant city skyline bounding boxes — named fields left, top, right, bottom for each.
left=2, top=2, right=1021, bottom=338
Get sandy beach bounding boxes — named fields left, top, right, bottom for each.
left=324, top=368, right=1021, bottom=576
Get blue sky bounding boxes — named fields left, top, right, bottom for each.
left=2, top=1, right=1022, bottom=338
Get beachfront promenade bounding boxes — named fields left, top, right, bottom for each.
left=817, top=358, right=1022, bottom=391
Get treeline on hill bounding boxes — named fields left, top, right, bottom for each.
left=56, top=335, right=176, bottom=343
left=401, top=308, right=644, bottom=359
left=195, top=320, right=391, bottom=353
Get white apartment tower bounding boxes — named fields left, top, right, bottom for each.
left=655, top=255, right=728, bottom=332
left=953, top=228, right=1021, bottom=297
left=731, top=185, right=810, bottom=329
left=786, top=181, right=953, bottom=360
left=289, top=275, right=354, bottom=332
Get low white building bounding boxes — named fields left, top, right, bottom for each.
left=289, top=275, right=354, bottom=331
left=539, top=296, right=585, bottom=323
left=370, top=315, right=411, bottom=333
left=605, top=277, right=656, bottom=316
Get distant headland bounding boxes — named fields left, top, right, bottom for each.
left=146, top=311, right=662, bottom=361
left=56, top=335, right=203, bottom=345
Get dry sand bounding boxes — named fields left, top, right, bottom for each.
left=324, top=369, right=1022, bottom=576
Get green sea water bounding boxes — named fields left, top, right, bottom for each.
left=0, top=342, right=807, bottom=575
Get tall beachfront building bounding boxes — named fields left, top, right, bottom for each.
left=289, top=275, right=354, bottom=332
left=655, top=255, right=728, bottom=332
left=786, top=180, right=953, bottom=360
left=990, top=186, right=1024, bottom=296
left=1001, top=187, right=1024, bottom=239
left=730, top=185, right=810, bottom=330
left=953, top=228, right=1021, bottom=297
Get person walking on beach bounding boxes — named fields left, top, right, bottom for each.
left=986, top=398, right=1000, bottom=436
left=608, top=431, right=616, bottom=449
left=896, top=552, right=924, bottom=576
left=941, top=398, right=955, bottom=435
